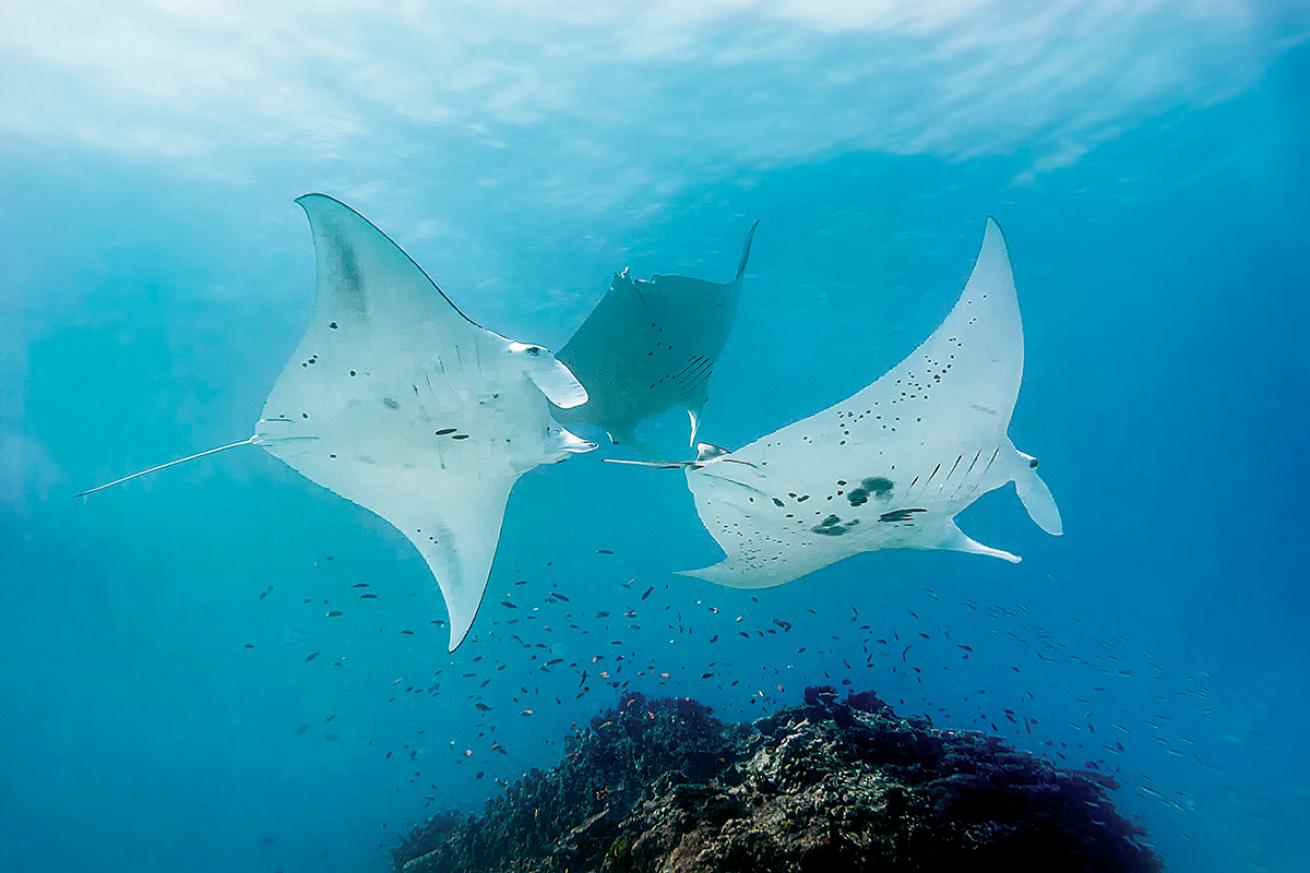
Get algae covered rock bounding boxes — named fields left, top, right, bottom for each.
left=394, top=687, right=1160, bottom=872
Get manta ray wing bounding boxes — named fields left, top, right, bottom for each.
left=267, top=440, right=517, bottom=650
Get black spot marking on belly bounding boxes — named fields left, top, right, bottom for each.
left=846, top=475, right=894, bottom=507
left=812, top=514, right=860, bottom=536
left=434, top=428, right=457, bottom=435
left=863, top=476, right=894, bottom=498
left=382, top=397, right=400, bottom=410
left=878, top=508, right=927, bottom=523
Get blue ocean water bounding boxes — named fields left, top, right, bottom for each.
left=2, top=4, right=1309, bottom=872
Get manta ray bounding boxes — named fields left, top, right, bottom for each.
left=79, top=194, right=597, bottom=649
left=611, top=218, right=1061, bottom=588
left=552, top=221, right=758, bottom=448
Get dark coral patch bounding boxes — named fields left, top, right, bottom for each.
left=394, top=688, right=1162, bottom=873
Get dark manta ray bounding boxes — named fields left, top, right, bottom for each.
left=610, top=218, right=1061, bottom=588
left=552, top=221, right=758, bottom=447
left=78, top=195, right=596, bottom=649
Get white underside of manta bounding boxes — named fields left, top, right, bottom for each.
left=254, top=195, right=598, bottom=649
left=82, top=195, right=596, bottom=651
left=670, top=218, right=1062, bottom=588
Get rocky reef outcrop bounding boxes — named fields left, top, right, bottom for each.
left=394, top=686, right=1160, bottom=872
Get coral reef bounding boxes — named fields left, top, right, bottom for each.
left=395, top=686, right=1160, bottom=872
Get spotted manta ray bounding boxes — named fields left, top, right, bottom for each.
left=78, top=194, right=596, bottom=649
left=611, top=218, right=1061, bottom=587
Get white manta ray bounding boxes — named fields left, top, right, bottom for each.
left=552, top=221, right=758, bottom=447
left=611, top=218, right=1061, bottom=588
left=79, top=194, right=596, bottom=649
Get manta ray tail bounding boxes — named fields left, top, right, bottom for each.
left=74, top=437, right=257, bottom=498
left=603, top=458, right=698, bottom=469
left=1015, top=463, right=1063, bottom=536
left=736, top=220, right=760, bottom=281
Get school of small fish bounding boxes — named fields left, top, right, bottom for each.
left=243, top=548, right=1237, bottom=858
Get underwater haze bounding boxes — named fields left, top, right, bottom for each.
left=3, top=2, right=1310, bottom=871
